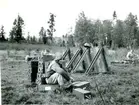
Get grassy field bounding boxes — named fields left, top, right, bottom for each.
left=1, top=43, right=139, bottom=105
left=0, top=42, right=68, bottom=51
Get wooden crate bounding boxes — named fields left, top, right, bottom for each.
left=73, top=88, right=92, bottom=99
left=72, top=81, right=90, bottom=90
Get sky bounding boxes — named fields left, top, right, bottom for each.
left=0, top=0, right=139, bottom=38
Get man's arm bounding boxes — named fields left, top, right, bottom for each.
left=52, top=62, right=70, bottom=81
left=56, top=67, right=70, bottom=81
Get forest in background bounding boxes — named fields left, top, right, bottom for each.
left=0, top=11, right=139, bottom=49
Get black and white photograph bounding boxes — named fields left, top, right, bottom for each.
left=0, top=0, right=139, bottom=104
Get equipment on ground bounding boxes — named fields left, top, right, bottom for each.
left=26, top=43, right=109, bottom=99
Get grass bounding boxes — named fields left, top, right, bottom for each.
left=0, top=42, right=63, bottom=51
left=0, top=42, right=74, bottom=51
left=1, top=43, right=139, bottom=105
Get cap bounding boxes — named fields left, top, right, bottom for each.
left=54, top=52, right=67, bottom=62
left=54, top=52, right=63, bottom=60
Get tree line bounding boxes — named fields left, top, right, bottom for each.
left=74, top=11, right=139, bottom=49
left=0, top=13, right=57, bottom=45
left=1, top=11, right=139, bottom=49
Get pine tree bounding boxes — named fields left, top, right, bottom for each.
left=43, top=31, right=47, bottom=44
left=32, top=36, right=36, bottom=43
left=113, top=11, right=117, bottom=20
left=9, top=14, right=24, bottom=43
left=47, top=13, right=56, bottom=42
left=124, top=13, right=138, bottom=48
left=0, top=25, right=6, bottom=41
left=27, top=32, right=30, bottom=43
left=39, top=27, right=47, bottom=44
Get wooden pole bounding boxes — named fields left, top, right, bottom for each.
left=72, top=48, right=88, bottom=72
left=85, top=47, right=103, bottom=74
left=80, top=47, right=86, bottom=71
left=85, top=46, right=92, bottom=71
left=61, top=48, right=70, bottom=60
left=66, top=48, right=81, bottom=69
left=101, top=47, right=109, bottom=72
left=67, top=49, right=73, bottom=70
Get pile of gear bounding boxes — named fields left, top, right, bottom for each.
left=26, top=43, right=110, bottom=99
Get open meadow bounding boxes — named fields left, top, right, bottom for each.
left=1, top=0, right=139, bottom=104
left=1, top=43, right=139, bottom=105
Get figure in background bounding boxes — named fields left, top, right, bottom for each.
left=126, top=49, right=139, bottom=60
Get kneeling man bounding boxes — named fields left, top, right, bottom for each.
left=45, top=54, right=72, bottom=90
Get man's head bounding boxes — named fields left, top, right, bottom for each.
left=130, top=49, right=134, bottom=53
left=54, top=53, right=63, bottom=61
left=55, top=53, right=68, bottom=67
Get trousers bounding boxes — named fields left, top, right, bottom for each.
left=45, top=73, right=67, bottom=86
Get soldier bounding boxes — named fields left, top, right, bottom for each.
left=126, top=49, right=139, bottom=60
left=126, top=49, right=139, bottom=65
left=45, top=53, right=73, bottom=90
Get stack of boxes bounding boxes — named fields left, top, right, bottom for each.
left=36, top=58, right=43, bottom=85
left=28, top=61, right=32, bottom=83
left=27, top=56, right=39, bottom=83
left=29, top=54, right=55, bottom=85
left=72, top=81, right=92, bottom=99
